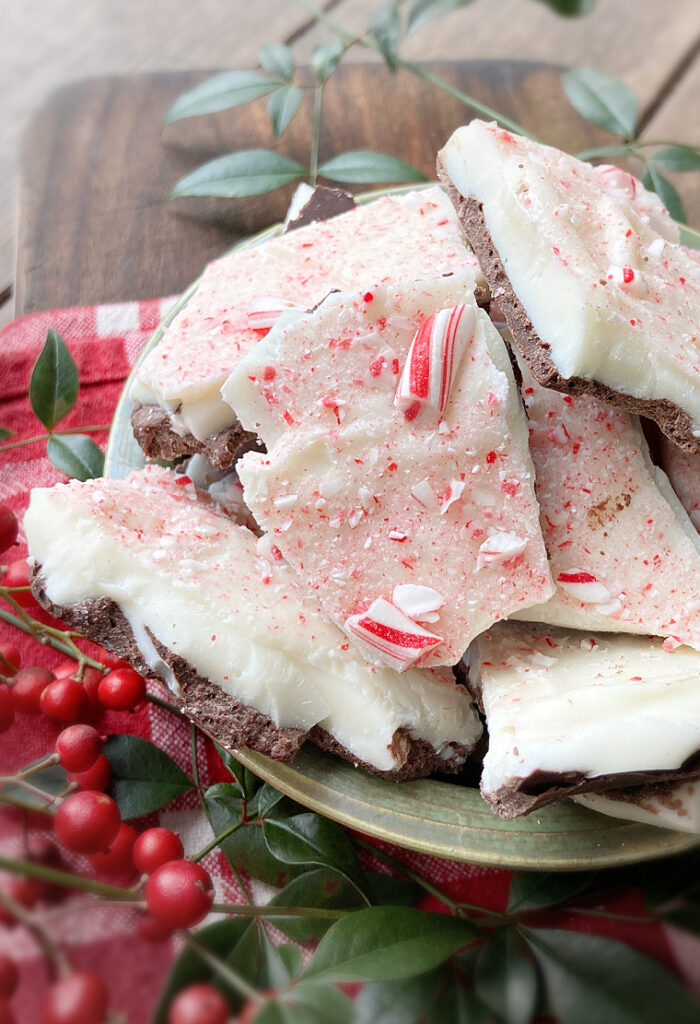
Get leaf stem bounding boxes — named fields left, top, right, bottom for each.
left=192, top=820, right=244, bottom=863
left=145, top=690, right=183, bottom=716
left=0, top=855, right=143, bottom=902
left=354, top=837, right=463, bottom=913
left=190, top=721, right=209, bottom=819
left=0, top=425, right=112, bottom=454
left=18, top=753, right=61, bottom=780
left=0, top=776, right=60, bottom=806
left=0, top=887, right=70, bottom=979
left=180, top=930, right=261, bottom=1003
left=310, top=84, right=324, bottom=185
left=295, top=0, right=358, bottom=46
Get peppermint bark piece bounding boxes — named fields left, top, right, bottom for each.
left=511, top=359, right=700, bottom=650
left=575, top=781, right=700, bottom=835
left=228, top=275, right=553, bottom=669
left=660, top=436, right=700, bottom=533
left=437, top=120, right=700, bottom=454
left=471, top=622, right=700, bottom=819
left=24, top=467, right=481, bottom=778
left=130, top=187, right=483, bottom=468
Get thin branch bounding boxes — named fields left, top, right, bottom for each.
left=192, top=820, right=244, bottom=864
left=180, top=930, right=261, bottom=1003
left=0, top=888, right=70, bottom=979
left=0, top=855, right=142, bottom=902
left=0, top=425, right=112, bottom=454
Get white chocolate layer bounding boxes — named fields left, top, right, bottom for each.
left=131, top=188, right=483, bottom=441
left=440, top=121, right=700, bottom=434
left=574, top=782, right=700, bottom=836
left=511, top=359, right=700, bottom=649
left=229, top=276, right=553, bottom=668
left=472, top=622, right=700, bottom=800
left=24, top=467, right=481, bottom=772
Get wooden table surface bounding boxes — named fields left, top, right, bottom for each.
left=5, top=0, right=700, bottom=320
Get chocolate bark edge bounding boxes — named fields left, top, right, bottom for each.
left=30, top=570, right=472, bottom=781
left=285, top=186, right=356, bottom=232
left=436, top=157, right=700, bottom=457
left=131, top=405, right=263, bottom=471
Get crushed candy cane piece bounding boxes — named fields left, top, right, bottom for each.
left=345, top=597, right=443, bottom=671
left=440, top=479, right=466, bottom=515
left=595, top=598, right=622, bottom=616
left=392, top=584, right=446, bottom=619
left=477, top=532, right=527, bottom=568
left=395, top=304, right=476, bottom=418
left=557, top=570, right=611, bottom=604
left=410, top=479, right=438, bottom=510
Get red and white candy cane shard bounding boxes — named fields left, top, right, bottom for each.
left=247, top=297, right=299, bottom=331
left=395, top=304, right=476, bottom=418
left=594, top=165, right=637, bottom=200
left=345, top=597, right=442, bottom=672
left=556, top=570, right=611, bottom=604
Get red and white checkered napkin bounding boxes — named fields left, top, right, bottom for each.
left=0, top=299, right=697, bottom=1023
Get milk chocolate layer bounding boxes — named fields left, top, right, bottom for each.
left=31, top=570, right=470, bottom=781
left=131, top=405, right=262, bottom=470
left=437, top=159, right=700, bottom=456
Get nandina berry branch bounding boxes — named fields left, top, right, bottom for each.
left=0, top=886, right=70, bottom=979
left=0, top=594, right=107, bottom=673
left=0, top=855, right=142, bottom=902
left=180, top=931, right=261, bottom=1003
left=0, top=424, right=112, bottom=454
left=191, top=820, right=245, bottom=863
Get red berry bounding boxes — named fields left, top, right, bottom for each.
left=56, top=725, right=102, bottom=772
left=0, top=506, right=18, bottom=556
left=145, top=860, right=214, bottom=929
left=41, top=971, right=108, bottom=1024
left=97, top=667, right=146, bottom=711
left=88, top=822, right=138, bottom=876
left=0, top=688, right=13, bottom=733
left=0, top=644, right=20, bottom=674
left=133, top=827, right=184, bottom=876
left=137, top=913, right=174, bottom=943
left=0, top=955, right=18, bottom=999
left=3, top=875, right=46, bottom=914
left=68, top=753, right=111, bottom=792
left=0, top=998, right=15, bottom=1024
left=3, top=559, right=35, bottom=609
left=98, top=649, right=129, bottom=670
left=40, top=678, right=89, bottom=723
left=11, top=667, right=54, bottom=714
left=168, top=984, right=229, bottom=1024
left=52, top=661, right=79, bottom=679
left=54, top=663, right=104, bottom=705
left=54, top=791, right=121, bottom=855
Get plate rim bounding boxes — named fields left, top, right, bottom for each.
left=105, top=186, right=700, bottom=871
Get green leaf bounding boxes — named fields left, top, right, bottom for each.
left=262, top=812, right=368, bottom=899
left=563, top=66, right=638, bottom=138
left=103, top=734, right=193, bottom=819
left=254, top=782, right=285, bottom=819
left=47, top=434, right=104, bottom=481
left=219, top=822, right=303, bottom=887
left=302, top=907, right=477, bottom=983
left=508, top=871, right=595, bottom=911
left=151, top=917, right=248, bottom=1023
left=311, top=40, right=345, bottom=83
left=522, top=927, right=700, bottom=1024
left=355, top=973, right=441, bottom=1024
left=407, top=0, right=475, bottom=34
left=0, top=428, right=14, bottom=441
left=475, top=928, right=537, bottom=1024
left=215, top=744, right=260, bottom=800
left=259, top=42, right=295, bottom=81
left=268, top=85, right=303, bottom=137
left=427, top=977, right=491, bottom=1024
left=165, top=70, right=279, bottom=122
left=319, top=150, right=426, bottom=184
left=29, top=329, right=79, bottom=431
left=265, top=868, right=366, bottom=943
left=652, top=146, right=700, bottom=172
left=255, top=982, right=353, bottom=1024
left=370, top=2, right=401, bottom=71
left=172, top=150, right=305, bottom=199
left=535, top=0, right=596, bottom=13
left=277, top=944, right=303, bottom=981
left=643, top=165, right=686, bottom=223
left=366, top=871, right=422, bottom=907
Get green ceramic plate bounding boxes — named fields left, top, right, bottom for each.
left=106, top=188, right=700, bottom=870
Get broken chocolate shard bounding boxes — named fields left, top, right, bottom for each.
left=285, top=185, right=356, bottom=232
left=131, top=405, right=263, bottom=470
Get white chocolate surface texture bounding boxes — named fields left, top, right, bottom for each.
left=512, top=359, right=700, bottom=649
left=440, top=121, right=700, bottom=434
left=130, top=188, right=482, bottom=441
left=472, top=622, right=700, bottom=799
left=229, top=275, right=553, bottom=668
left=23, top=467, right=482, bottom=772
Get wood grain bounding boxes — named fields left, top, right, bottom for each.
left=16, top=60, right=612, bottom=314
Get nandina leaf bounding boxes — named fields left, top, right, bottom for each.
left=171, top=150, right=306, bottom=199
left=47, top=434, right=104, bottom=481
left=259, top=42, right=295, bottom=81
left=30, top=329, right=79, bottom=431
left=475, top=928, right=538, bottom=1024
left=652, top=145, right=700, bottom=172
left=370, top=1, right=401, bottom=70
left=165, top=70, right=279, bottom=122
left=355, top=974, right=441, bottom=1023
left=522, top=927, right=700, bottom=1024
left=426, top=975, right=491, bottom=1024
left=254, top=982, right=353, bottom=1024
left=268, top=85, right=303, bottom=137
left=302, top=907, right=477, bottom=982
left=508, top=870, right=595, bottom=911
left=1, top=760, right=67, bottom=810
left=264, top=868, right=366, bottom=943
left=311, top=40, right=345, bottom=82
left=103, top=734, right=193, bottom=818
left=407, top=0, right=476, bottom=35
left=318, top=150, right=426, bottom=184
left=262, top=812, right=368, bottom=899
left=563, top=66, right=638, bottom=139
left=0, top=427, right=13, bottom=440
left=214, top=744, right=261, bottom=800
left=535, top=0, right=596, bottom=13
left=643, top=165, right=687, bottom=223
